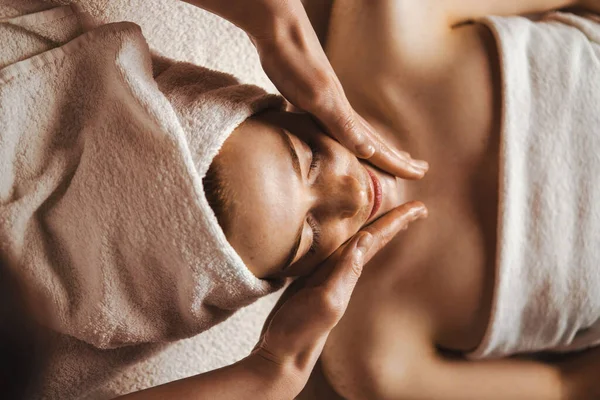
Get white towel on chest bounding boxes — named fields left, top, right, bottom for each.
left=470, top=12, right=600, bottom=359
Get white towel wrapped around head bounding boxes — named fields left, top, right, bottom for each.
left=0, top=6, right=284, bottom=397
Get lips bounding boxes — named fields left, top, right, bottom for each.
left=366, top=168, right=382, bottom=221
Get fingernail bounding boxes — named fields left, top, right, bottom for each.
left=356, top=142, right=375, bottom=158
left=410, top=205, right=428, bottom=220
left=411, top=159, right=429, bottom=171
left=356, top=232, right=374, bottom=255
left=403, top=207, right=427, bottom=230
left=410, top=167, right=427, bottom=177
left=398, top=150, right=411, bottom=159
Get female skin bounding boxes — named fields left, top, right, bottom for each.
left=176, top=0, right=600, bottom=399
left=81, top=0, right=427, bottom=399
left=289, top=0, right=600, bottom=399
left=9, top=0, right=594, bottom=398
left=181, top=0, right=429, bottom=178
left=1, top=1, right=429, bottom=399
left=120, top=0, right=600, bottom=398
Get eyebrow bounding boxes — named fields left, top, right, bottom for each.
left=279, top=129, right=302, bottom=181
left=277, top=129, right=303, bottom=270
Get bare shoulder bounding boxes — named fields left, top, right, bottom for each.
left=319, top=272, right=438, bottom=399
left=325, top=0, right=451, bottom=79
left=316, top=0, right=575, bottom=85
left=323, top=0, right=497, bottom=115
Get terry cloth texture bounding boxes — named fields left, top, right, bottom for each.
left=470, top=12, right=600, bottom=359
left=0, top=4, right=284, bottom=398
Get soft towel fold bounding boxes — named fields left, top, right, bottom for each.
left=470, top=12, right=600, bottom=359
left=0, top=5, right=284, bottom=398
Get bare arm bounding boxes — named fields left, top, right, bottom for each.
left=401, top=357, right=564, bottom=400
left=334, top=323, right=599, bottom=400
left=321, top=295, right=600, bottom=400
left=114, top=203, right=426, bottom=400
left=377, top=347, right=600, bottom=400
left=336, top=310, right=600, bottom=400
left=115, top=354, right=297, bottom=400
left=179, top=0, right=429, bottom=179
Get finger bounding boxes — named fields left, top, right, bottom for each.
left=357, top=116, right=429, bottom=180
left=360, top=201, right=428, bottom=263
left=258, top=202, right=428, bottom=346
left=310, top=233, right=373, bottom=322
left=309, top=200, right=427, bottom=292
left=254, top=21, right=428, bottom=180
left=323, top=201, right=427, bottom=292
left=310, top=94, right=429, bottom=179
left=310, top=91, right=373, bottom=156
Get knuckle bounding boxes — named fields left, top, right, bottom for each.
left=338, top=115, right=361, bottom=144
left=361, top=225, right=378, bottom=237
left=287, top=71, right=334, bottom=113
left=363, top=226, right=386, bottom=247
left=307, top=72, right=334, bottom=104
left=376, top=228, right=396, bottom=248
left=381, top=226, right=396, bottom=241
left=350, top=256, right=364, bottom=278
left=337, top=112, right=357, bottom=133
left=373, top=136, right=386, bottom=154
left=317, top=289, right=344, bottom=318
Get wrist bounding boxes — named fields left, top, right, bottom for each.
left=243, top=351, right=307, bottom=398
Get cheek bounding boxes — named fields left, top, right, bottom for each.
left=287, top=219, right=359, bottom=277
left=320, top=219, right=361, bottom=257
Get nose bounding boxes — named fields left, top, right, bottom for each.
left=316, top=174, right=368, bottom=219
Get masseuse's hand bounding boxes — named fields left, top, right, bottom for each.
left=183, top=0, right=428, bottom=179
left=115, top=202, right=423, bottom=400
left=253, top=201, right=428, bottom=396
left=247, top=2, right=429, bottom=180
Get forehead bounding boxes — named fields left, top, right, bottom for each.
left=217, top=117, right=303, bottom=271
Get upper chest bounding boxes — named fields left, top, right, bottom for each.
left=325, top=8, right=504, bottom=349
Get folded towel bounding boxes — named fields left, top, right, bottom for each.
left=0, top=6, right=284, bottom=398
left=470, top=12, right=600, bottom=359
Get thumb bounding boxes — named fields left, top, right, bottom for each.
left=315, top=232, right=374, bottom=319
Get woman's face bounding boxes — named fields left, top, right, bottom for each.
left=215, top=110, right=407, bottom=279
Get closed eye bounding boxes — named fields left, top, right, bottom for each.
left=309, top=142, right=321, bottom=173
left=307, top=214, right=321, bottom=256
